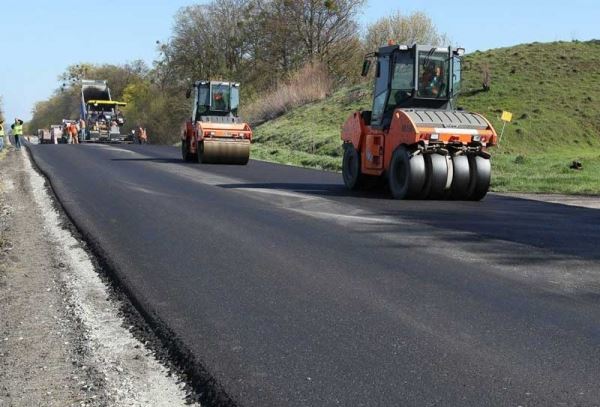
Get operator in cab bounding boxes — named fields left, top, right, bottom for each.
left=213, top=91, right=227, bottom=111
left=420, top=63, right=446, bottom=97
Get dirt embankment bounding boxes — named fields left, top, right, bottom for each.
left=0, top=147, right=196, bottom=406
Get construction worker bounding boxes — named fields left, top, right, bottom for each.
left=11, top=118, right=24, bottom=150
left=79, top=118, right=86, bottom=141
left=69, top=122, right=79, bottom=144
left=63, top=123, right=72, bottom=144
left=0, top=120, right=5, bottom=151
left=137, top=125, right=148, bottom=144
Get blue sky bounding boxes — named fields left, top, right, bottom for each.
left=0, top=0, right=597, bottom=122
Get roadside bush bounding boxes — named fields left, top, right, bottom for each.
left=244, top=61, right=333, bottom=126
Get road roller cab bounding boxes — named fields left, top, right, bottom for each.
left=341, top=44, right=497, bottom=200
left=182, top=80, right=252, bottom=165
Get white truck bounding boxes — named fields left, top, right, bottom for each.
left=37, top=129, right=53, bottom=144
left=49, top=125, right=64, bottom=144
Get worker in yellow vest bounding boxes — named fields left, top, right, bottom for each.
left=0, top=120, right=5, bottom=151
left=11, top=118, right=24, bottom=150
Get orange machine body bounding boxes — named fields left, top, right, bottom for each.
left=341, top=108, right=497, bottom=176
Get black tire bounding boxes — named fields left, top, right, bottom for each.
left=342, top=145, right=367, bottom=190
left=181, top=139, right=188, bottom=160
left=468, top=155, right=491, bottom=201
left=388, top=146, right=426, bottom=199
left=450, top=155, right=471, bottom=200
left=181, top=138, right=195, bottom=162
left=197, top=141, right=205, bottom=163
left=418, top=153, right=448, bottom=199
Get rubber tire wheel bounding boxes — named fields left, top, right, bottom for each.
left=418, top=153, right=448, bottom=199
left=342, top=145, right=367, bottom=190
left=181, top=139, right=196, bottom=162
left=197, top=141, right=205, bottom=163
left=450, top=155, right=471, bottom=200
left=388, top=146, right=426, bottom=199
left=468, top=155, right=491, bottom=201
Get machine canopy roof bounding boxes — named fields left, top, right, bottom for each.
left=87, top=100, right=127, bottom=106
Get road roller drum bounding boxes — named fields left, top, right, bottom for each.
left=200, top=139, right=250, bottom=165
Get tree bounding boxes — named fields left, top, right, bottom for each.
left=121, top=79, right=188, bottom=144
left=244, top=0, right=305, bottom=80
left=365, top=11, right=448, bottom=51
left=283, top=0, right=365, bottom=62
left=160, top=0, right=366, bottom=93
left=164, top=1, right=253, bottom=85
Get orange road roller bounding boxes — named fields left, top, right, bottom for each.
left=182, top=80, right=252, bottom=165
left=341, top=44, right=497, bottom=200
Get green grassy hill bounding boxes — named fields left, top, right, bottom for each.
left=252, top=40, right=600, bottom=194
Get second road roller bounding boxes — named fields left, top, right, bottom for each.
left=341, top=44, right=498, bottom=200
left=181, top=80, right=251, bottom=165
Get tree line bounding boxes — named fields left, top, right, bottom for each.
left=28, top=1, right=446, bottom=143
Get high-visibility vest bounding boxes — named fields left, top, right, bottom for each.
left=13, top=123, right=23, bottom=136
left=0, top=124, right=4, bottom=136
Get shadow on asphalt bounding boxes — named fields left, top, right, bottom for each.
left=374, top=199, right=600, bottom=261
left=111, top=157, right=259, bottom=167
left=111, top=158, right=184, bottom=164
left=110, top=155, right=600, bottom=262
left=217, top=182, right=391, bottom=199
left=219, top=183, right=600, bottom=261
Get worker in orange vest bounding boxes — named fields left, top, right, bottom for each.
left=69, top=122, right=79, bottom=144
left=137, top=125, right=148, bottom=144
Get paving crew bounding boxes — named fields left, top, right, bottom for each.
left=0, top=120, right=5, bottom=151
left=11, top=118, right=24, bottom=150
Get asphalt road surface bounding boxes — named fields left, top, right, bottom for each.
left=28, top=143, right=600, bottom=406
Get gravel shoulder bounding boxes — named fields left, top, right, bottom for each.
left=0, top=146, right=197, bottom=406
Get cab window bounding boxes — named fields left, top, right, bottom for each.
left=417, top=51, right=449, bottom=98
left=387, top=52, right=414, bottom=110
left=230, top=85, right=240, bottom=116
left=371, top=55, right=390, bottom=126
left=197, top=85, right=210, bottom=117
left=452, top=56, right=461, bottom=95
left=211, top=83, right=230, bottom=112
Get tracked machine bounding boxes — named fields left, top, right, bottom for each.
left=181, top=80, right=251, bottom=165
left=341, top=44, right=497, bottom=200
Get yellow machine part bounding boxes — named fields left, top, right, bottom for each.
left=201, top=139, right=251, bottom=165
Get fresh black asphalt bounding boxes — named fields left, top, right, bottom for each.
left=27, top=143, right=600, bottom=406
